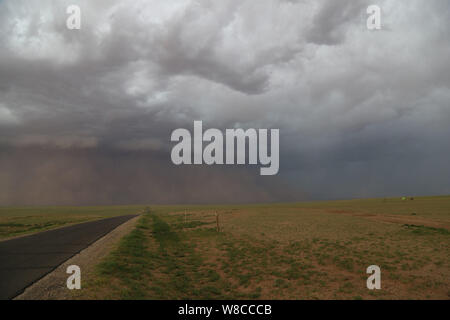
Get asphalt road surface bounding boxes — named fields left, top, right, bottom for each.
left=0, top=214, right=138, bottom=300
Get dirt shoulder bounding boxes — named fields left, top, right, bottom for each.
left=14, top=215, right=141, bottom=300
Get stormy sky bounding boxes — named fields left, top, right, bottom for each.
left=0, top=0, right=449, bottom=205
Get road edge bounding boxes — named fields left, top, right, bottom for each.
left=14, top=214, right=141, bottom=300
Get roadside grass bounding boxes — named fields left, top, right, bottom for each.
left=0, top=205, right=143, bottom=239
left=51, top=196, right=450, bottom=299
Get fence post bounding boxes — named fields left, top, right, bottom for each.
left=216, top=211, right=220, bottom=232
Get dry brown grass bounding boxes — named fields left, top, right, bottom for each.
left=79, top=196, right=450, bottom=300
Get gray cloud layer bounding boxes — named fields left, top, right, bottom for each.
left=0, top=0, right=449, bottom=204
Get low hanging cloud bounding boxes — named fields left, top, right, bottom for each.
left=0, top=0, right=449, bottom=205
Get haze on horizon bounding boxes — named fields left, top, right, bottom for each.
left=0, top=0, right=449, bottom=205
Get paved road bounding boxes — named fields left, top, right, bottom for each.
left=0, top=214, right=138, bottom=300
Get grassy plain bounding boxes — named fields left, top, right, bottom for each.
left=76, top=196, right=450, bottom=300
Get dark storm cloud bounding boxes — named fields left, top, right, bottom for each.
left=0, top=0, right=449, bottom=204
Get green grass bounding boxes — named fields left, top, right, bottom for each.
left=5, top=195, right=449, bottom=300
left=79, top=196, right=449, bottom=300
left=83, top=211, right=268, bottom=299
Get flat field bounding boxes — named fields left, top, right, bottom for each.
left=75, top=196, right=450, bottom=300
